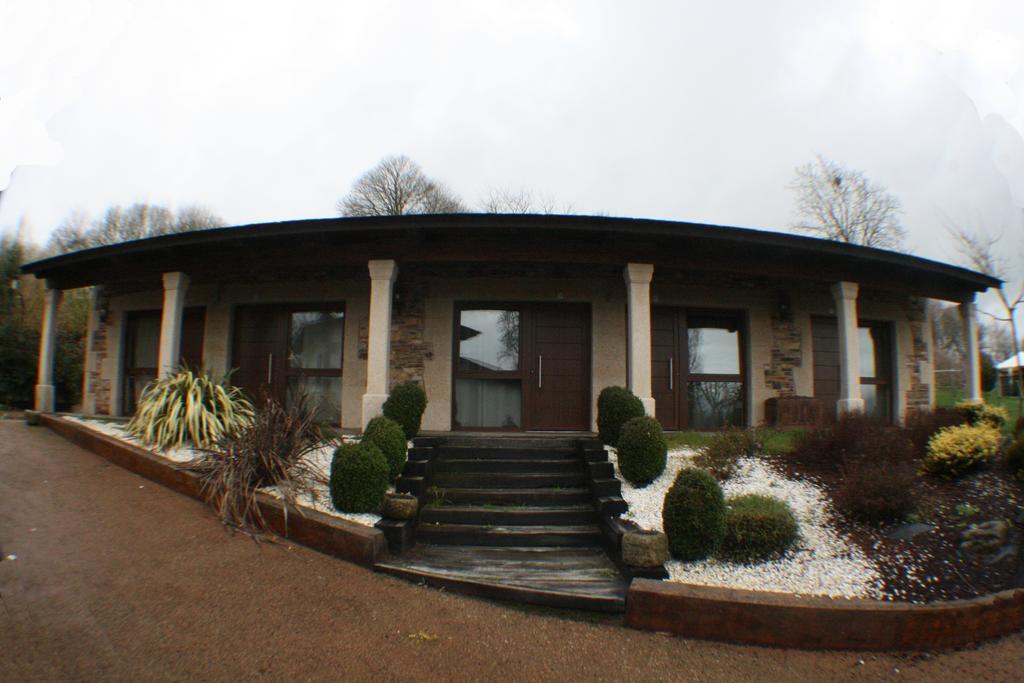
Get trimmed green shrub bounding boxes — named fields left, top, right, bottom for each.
left=719, top=494, right=799, bottom=563
left=693, top=429, right=759, bottom=480
left=955, top=401, right=1009, bottom=430
left=1004, top=436, right=1024, bottom=480
left=330, top=442, right=389, bottom=513
left=597, top=386, right=645, bottom=446
left=363, top=415, right=407, bottom=480
left=382, top=382, right=427, bottom=440
left=923, top=423, right=1002, bottom=479
left=662, top=468, right=727, bottom=560
left=617, top=415, right=667, bottom=485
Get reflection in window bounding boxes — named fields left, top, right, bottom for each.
left=688, top=327, right=741, bottom=374
left=287, top=376, right=342, bottom=423
left=290, top=312, right=344, bottom=369
left=454, top=379, right=522, bottom=428
left=458, top=310, right=519, bottom=372
left=687, top=381, right=744, bottom=430
left=858, top=323, right=892, bottom=421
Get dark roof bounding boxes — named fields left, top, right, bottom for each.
left=21, top=213, right=999, bottom=299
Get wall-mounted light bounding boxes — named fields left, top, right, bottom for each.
left=96, top=286, right=110, bottom=323
left=776, top=290, right=792, bottom=321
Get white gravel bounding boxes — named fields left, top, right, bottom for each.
left=610, top=447, right=883, bottom=599
left=62, top=416, right=381, bottom=527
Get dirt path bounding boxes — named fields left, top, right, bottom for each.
left=1, top=420, right=1022, bottom=681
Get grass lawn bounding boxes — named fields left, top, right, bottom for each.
left=664, top=428, right=804, bottom=455
left=936, top=387, right=1023, bottom=436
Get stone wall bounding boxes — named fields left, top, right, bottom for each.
left=356, top=271, right=435, bottom=389
left=90, top=319, right=111, bottom=415
left=903, top=296, right=932, bottom=414
left=764, top=313, right=801, bottom=396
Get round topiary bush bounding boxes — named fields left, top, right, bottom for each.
left=382, top=382, right=427, bottom=440
left=719, top=494, right=799, bottom=563
left=617, top=415, right=668, bottom=486
left=955, top=401, right=1009, bottom=430
left=330, top=442, right=389, bottom=513
left=363, top=416, right=408, bottom=480
left=924, top=423, right=1002, bottom=479
left=662, top=468, right=727, bottom=560
left=597, top=386, right=645, bottom=446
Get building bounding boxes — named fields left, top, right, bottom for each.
left=22, top=214, right=998, bottom=432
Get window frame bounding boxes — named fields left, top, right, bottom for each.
left=681, top=309, right=748, bottom=430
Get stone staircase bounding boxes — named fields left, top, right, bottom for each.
left=374, top=437, right=630, bottom=612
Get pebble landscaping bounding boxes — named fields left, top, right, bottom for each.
left=611, top=447, right=887, bottom=600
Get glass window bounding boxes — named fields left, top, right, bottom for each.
left=458, top=310, right=519, bottom=372
left=687, top=327, right=741, bottom=375
left=687, top=381, right=744, bottom=430
left=287, top=376, right=342, bottom=423
left=860, top=384, right=890, bottom=421
left=289, top=312, right=344, bottom=369
left=858, top=323, right=892, bottom=421
left=129, top=315, right=161, bottom=369
left=454, top=378, right=522, bottom=428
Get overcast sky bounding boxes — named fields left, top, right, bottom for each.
left=2, top=1, right=1022, bottom=318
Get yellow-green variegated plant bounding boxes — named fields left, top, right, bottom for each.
left=127, top=366, right=254, bottom=451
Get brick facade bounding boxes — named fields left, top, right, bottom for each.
left=764, top=313, right=801, bottom=396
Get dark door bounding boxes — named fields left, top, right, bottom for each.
left=811, top=317, right=840, bottom=418
left=123, top=307, right=205, bottom=414
left=526, top=304, right=591, bottom=431
left=452, top=302, right=591, bottom=431
left=232, top=304, right=346, bottom=422
left=651, top=307, right=746, bottom=431
left=812, top=316, right=893, bottom=422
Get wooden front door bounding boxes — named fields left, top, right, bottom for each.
left=452, top=303, right=591, bottom=431
left=526, top=305, right=591, bottom=431
left=232, top=304, right=346, bottom=422
left=651, top=307, right=747, bottom=431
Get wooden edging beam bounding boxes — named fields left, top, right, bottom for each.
left=40, top=414, right=386, bottom=568
left=625, top=578, right=1024, bottom=651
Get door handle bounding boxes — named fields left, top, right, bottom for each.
left=668, top=356, right=674, bottom=390
left=538, top=355, right=543, bottom=389
left=267, top=352, right=274, bottom=385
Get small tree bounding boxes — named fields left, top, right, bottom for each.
left=479, top=188, right=570, bottom=214
left=790, top=155, right=906, bottom=250
left=951, top=226, right=1023, bottom=412
left=337, top=155, right=465, bottom=216
left=47, top=203, right=225, bottom=254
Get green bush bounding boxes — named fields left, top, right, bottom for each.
left=382, top=382, right=427, bottom=440
left=330, top=442, right=389, bottom=513
left=719, top=494, right=799, bottom=563
left=363, top=416, right=407, bottom=480
left=923, top=423, right=1002, bottom=479
left=662, top=468, right=727, bottom=560
left=617, top=415, right=667, bottom=485
left=597, top=386, right=645, bottom=446
left=955, top=401, right=1009, bottom=430
left=693, top=429, right=759, bottom=480
left=127, top=366, right=254, bottom=450
left=834, top=456, right=917, bottom=523
left=0, top=323, right=84, bottom=410
left=1004, top=435, right=1024, bottom=480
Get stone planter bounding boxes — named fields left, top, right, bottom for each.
left=24, top=410, right=41, bottom=426
left=381, top=492, right=418, bottom=520
left=622, top=529, right=669, bottom=568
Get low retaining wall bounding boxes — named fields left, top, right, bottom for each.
left=40, top=414, right=386, bottom=568
left=626, top=578, right=1024, bottom=651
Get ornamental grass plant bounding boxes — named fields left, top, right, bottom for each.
left=127, top=366, right=254, bottom=450
left=191, top=393, right=325, bottom=532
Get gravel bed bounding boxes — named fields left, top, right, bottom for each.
left=610, top=447, right=883, bottom=599
left=62, top=416, right=381, bottom=526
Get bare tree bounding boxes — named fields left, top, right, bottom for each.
left=790, top=155, right=906, bottom=249
left=479, top=188, right=571, bottom=214
left=951, top=226, right=1023, bottom=408
left=46, top=203, right=226, bottom=254
left=337, top=155, right=465, bottom=216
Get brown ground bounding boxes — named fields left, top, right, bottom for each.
left=2, top=423, right=1024, bottom=681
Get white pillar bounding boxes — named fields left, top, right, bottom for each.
left=362, top=259, right=398, bottom=429
left=158, top=272, right=190, bottom=378
left=34, top=284, right=62, bottom=412
left=960, top=298, right=983, bottom=402
left=831, top=281, right=864, bottom=415
left=624, top=263, right=655, bottom=416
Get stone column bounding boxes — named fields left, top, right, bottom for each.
left=158, top=272, right=190, bottom=378
left=960, top=298, right=983, bottom=402
left=362, top=259, right=398, bottom=429
left=831, top=281, right=864, bottom=415
left=34, top=284, right=62, bottom=412
left=624, top=263, right=656, bottom=416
